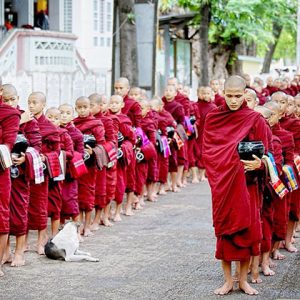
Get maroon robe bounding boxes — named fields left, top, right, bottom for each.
left=73, top=115, right=105, bottom=212
left=271, top=123, right=295, bottom=240
left=203, top=102, right=268, bottom=261
left=115, top=113, right=135, bottom=204
left=121, top=94, right=142, bottom=128
left=61, top=122, right=84, bottom=220
left=196, top=100, right=217, bottom=168
left=0, top=101, right=20, bottom=234
left=10, top=109, right=41, bottom=236
left=28, top=114, right=60, bottom=231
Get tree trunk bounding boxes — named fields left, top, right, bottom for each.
left=198, top=3, right=210, bottom=86
left=118, top=0, right=139, bottom=85
left=261, top=23, right=283, bottom=74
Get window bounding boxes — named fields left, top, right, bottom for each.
left=99, top=0, right=105, bottom=33
left=94, top=20, right=98, bottom=31
left=100, top=37, right=105, bottom=47
left=106, top=37, right=111, bottom=47
left=107, top=2, right=111, bottom=13
left=106, top=15, right=112, bottom=32
left=94, top=37, right=98, bottom=46
left=93, top=0, right=98, bottom=11
left=64, top=0, right=73, bottom=33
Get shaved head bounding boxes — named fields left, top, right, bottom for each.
left=59, top=103, right=74, bottom=112
left=264, top=101, right=280, bottom=113
left=245, top=88, right=257, bottom=99
left=254, top=106, right=273, bottom=119
left=75, top=96, right=90, bottom=105
left=45, top=107, right=60, bottom=115
left=2, top=84, right=17, bottom=96
left=224, top=76, right=246, bottom=91
left=29, top=91, right=46, bottom=103
left=115, top=77, right=130, bottom=88
left=88, top=93, right=106, bottom=104
left=271, top=91, right=287, bottom=102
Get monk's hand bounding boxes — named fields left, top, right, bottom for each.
left=241, top=154, right=262, bottom=172
left=12, top=152, right=25, bottom=165
left=20, top=111, right=34, bottom=125
left=40, top=153, right=46, bottom=162
left=85, top=144, right=93, bottom=155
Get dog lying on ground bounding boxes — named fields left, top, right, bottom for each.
left=44, top=221, right=99, bottom=262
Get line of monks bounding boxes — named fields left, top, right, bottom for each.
left=0, top=72, right=299, bottom=296
left=203, top=74, right=300, bottom=295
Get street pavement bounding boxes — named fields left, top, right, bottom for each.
left=0, top=181, right=299, bottom=300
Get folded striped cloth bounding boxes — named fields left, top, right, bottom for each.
left=54, top=151, right=66, bottom=181
left=0, top=144, right=13, bottom=170
left=283, top=164, right=298, bottom=191
left=69, top=151, right=88, bottom=178
left=161, top=136, right=171, bottom=158
left=26, top=147, right=44, bottom=184
left=93, top=145, right=109, bottom=170
left=45, top=152, right=61, bottom=178
left=103, top=142, right=117, bottom=168
left=262, top=154, right=288, bottom=199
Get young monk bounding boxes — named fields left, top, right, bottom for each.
left=264, top=100, right=295, bottom=260
left=108, top=95, right=135, bottom=221
left=245, top=88, right=259, bottom=110
left=2, top=84, right=41, bottom=267
left=196, top=86, right=216, bottom=181
left=135, top=100, right=157, bottom=205
left=163, top=84, right=185, bottom=192
left=45, top=108, right=74, bottom=236
left=59, top=104, right=84, bottom=224
left=73, top=97, right=105, bottom=237
left=129, top=87, right=142, bottom=102
left=89, top=93, right=116, bottom=228
left=150, top=98, right=176, bottom=195
left=27, top=92, right=60, bottom=254
left=0, top=83, right=20, bottom=276
left=114, top=77, right=142, bottom=216
left=203, top=75, right=269, bottom=295
left=167, top=78, right=190, bottom=188
left=295, top=94, right=300, bottom=118
left=275, top=93, right=300, bottom=253
left=210, top=79, right=225, bottom=106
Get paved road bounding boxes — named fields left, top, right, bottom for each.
left=1, top=182, right=299, bottom=300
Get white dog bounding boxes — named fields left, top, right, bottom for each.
left=44, top=222, right=99, bottom=262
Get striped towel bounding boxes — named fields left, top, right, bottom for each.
left=161, top=136, right=171, bottom=158
left=26, top=147, right=44, bottom=184
left=93, top=145, right=109, bottom=170
left=294, top=155, right=300, bottom=177
left=0, top=144, right=13, bottom=169
left=54, top=151, right=66, bottom=182
left=283, top=164, right=298, bottom=191
left=45, top=152, right=61, bottom=178
left=263, top=154, right=288, bottom=199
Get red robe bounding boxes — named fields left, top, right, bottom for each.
left=10, top=109, right=41, bottom=236
left=280, top=116, right=300, bottom=222
left=61, top=123, right=84, bottom=220
left=0, top=101, right=20, bottom=234
left=73, top=115, right=105, bottom=212
left=48, top=128, right=74, bottom=221
left=135, top=112, right=157, bottom=196
left=28, top=114, right=60, bottom=231
left=203, top=102, right=268, bottom=261
left=156, top=109, right=176, bottom=183
left=115, top=113, right=135, bottom=204
left=271, top=123, right=295, bottom=241
left=196, top=100, right=217, bottom=168
left=121, top=94, right=142, bottom=128
left=265, top=85, right=278, bottom=96
left=94, top=111, right=116, bottom=209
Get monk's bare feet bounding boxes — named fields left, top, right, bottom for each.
left=83, top=229, right=94, bottom=237
left=11, top=253, right=25, bottom=267
left=134, top=202, right=143, bottom=210
left=158, top=189, right=167, bottom=195
left=90, top=223, right=100, bottom=231
left=272, top=250, right=286, bottom=260
left=23, top=244, right=30, bottom=252
left=214, top=281, right=233, bottom=295
left=261, top=264, right=275, bottom=276
left=37, top=244, right=45, bottom=255
left=101, top=218, right=114, bottom=227
left=113, top=214, right=122, bottom=222
left=199, top=177, right=208, bottom=182
left=124, top=209, right=135, bottom=216
left=269, top=258, right=276, bottom=268
left=284, top=244, right=298, bottom=253
left=2, top=249, right=12, bottom=264
left=239, top=281, right=259, bottom=295
left=147, top=196, right=157, bottom=202
left=191, top=178, right=199, bottom=184
left=251, top=276, right=262, bottom=284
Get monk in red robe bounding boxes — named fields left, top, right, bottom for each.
left=295, top=94, right=300, bottom=118
left=150, top=98, right=176, bottom=195
left=73, top=97, right=105, bottom=237
left=27, top=92, right=60, bottom=255
left=163, top=85, right=185, bottom=192
left=59, top=104, right=84, bottom=224
left=109, top=95, right=135, bottom=221
left=89, top=93, right=117, bottom=228
left=129, top=87, right=142, bottom=102
left=167, top=78, right=190, bottom=187
left=0, top=83, right=20, bottom=276
left=245, top=89, right=259, bottom=110
left=196, top=86, right=216, bottom=181
left=203, top=75, right=269, bottom=295
left=114, top=77, right=142, bottom=216
left=273, top=92, right=300, bottom=253
left=2, top=84, right=41, bottom=267
left=265, top=100, right=295, bottom=261
left=45, top=108, right=74, bottom=236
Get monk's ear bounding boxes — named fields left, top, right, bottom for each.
left=0, top=87, right=3, bottom=96
left=121, top=102, right=125, bottom=109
